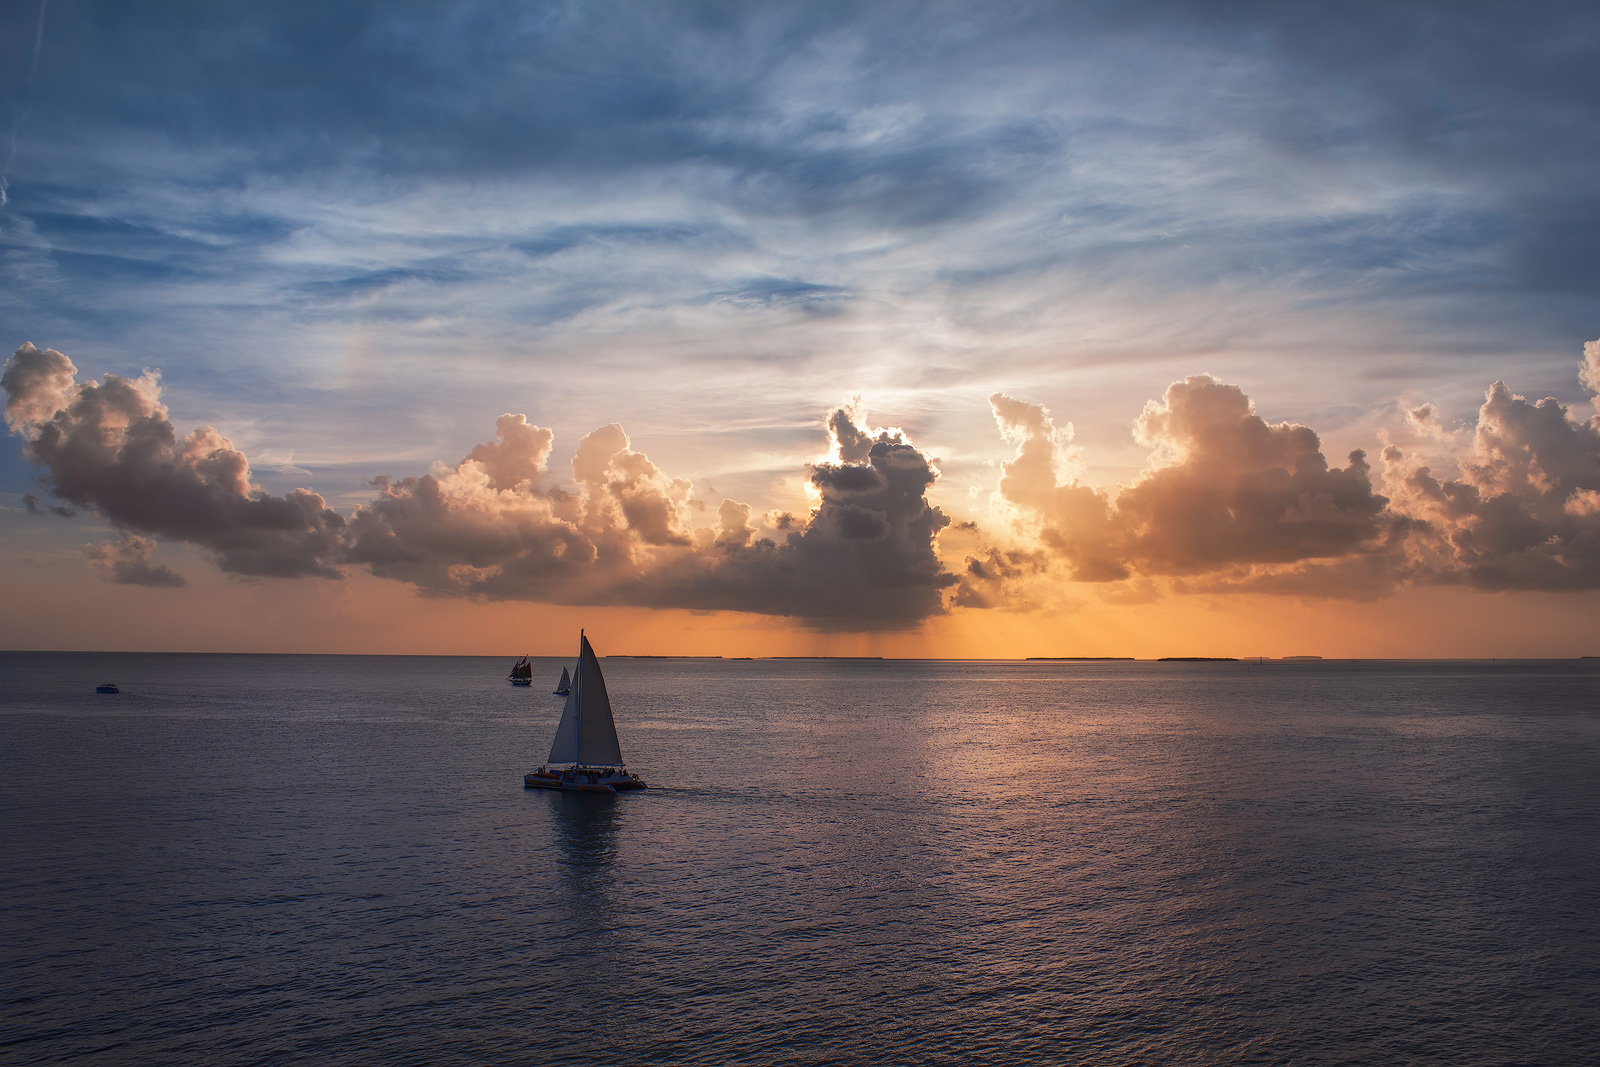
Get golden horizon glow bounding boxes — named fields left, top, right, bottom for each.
left=3, top=562, right=1597, bottom=660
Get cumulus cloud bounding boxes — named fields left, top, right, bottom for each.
left=465, top=413, right=554, bottom=491
left=2, top=343, right=78, bottom=426
left=5, top=345, right=957, bottom=629
left=617, top=407, right=956, bottom=628
left=86, top=532, right=186, bottom=587
left=1384, top=369, right=1600, bottom=590
left=3, top=343, right=347, bottom=578
left=1404, top=403, right=1457, bottom=440
left=987, top=392, right=1125, bottom=582
left=951, top=546, right=1049, bottom=610
left=714, top=499, right=755, bottom=548
left=339, top=423, right=594, bottom=599
left=341, top=415, right=709, bottom=602
left=983, top=378, right=1396, bottom=597
left=16, top=336, right=1600, bottom=619
left=982, top=337, right=1600, bottom=598
left=1117, top=376, right=1392, bottom=575
left=572, top=424, right=695, bottom=548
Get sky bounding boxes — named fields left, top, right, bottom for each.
left=3, top=0, right=1599, bottom=657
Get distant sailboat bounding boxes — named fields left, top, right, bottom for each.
left=552, top=666, right=571, bottom=695
left=524, top=631, right=647, bottom=793
left=508, top=655, right=533, bottom=686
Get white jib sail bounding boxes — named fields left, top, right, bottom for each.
left=546, top=633, right=624, bottom=766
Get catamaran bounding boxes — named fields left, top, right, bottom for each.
left=524, top=631, right=647, bottom=793
left=552, top=666, right=571, bottom=695
left=508, top=655, right=533, bottom=686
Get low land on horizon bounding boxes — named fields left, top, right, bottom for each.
left=7, top=650, right=1599, bottom=663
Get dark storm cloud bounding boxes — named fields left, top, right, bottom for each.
left=623, top=408, right=955, bottom=628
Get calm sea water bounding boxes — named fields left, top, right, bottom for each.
left=2, top=653, right=1598, bottom=1065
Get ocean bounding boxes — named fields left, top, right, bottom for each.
left=3, top=653, right=1597, bottom=1065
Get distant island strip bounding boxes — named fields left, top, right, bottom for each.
left=580, top=655, right=1600, bottom=661
left=603, top=655, right=887, bottom=660
left=594, top=655, right=1348, bottom=662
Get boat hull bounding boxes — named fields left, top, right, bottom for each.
left=509, top=678, right=532, bottom=686
left=524, top=768, right=647, bottom=792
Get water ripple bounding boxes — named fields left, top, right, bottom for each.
left=2, top=654, right=1598, bottom=1064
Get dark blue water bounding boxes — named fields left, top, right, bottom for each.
left=3, top=653, right=1598, bottom=1065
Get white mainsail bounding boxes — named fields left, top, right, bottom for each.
left=546, top=632, right=624, bottom=766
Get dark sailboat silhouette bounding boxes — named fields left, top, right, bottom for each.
left=524, top=631, right=646, bottom=792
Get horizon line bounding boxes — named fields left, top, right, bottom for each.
left=4, top=650, right=1598, bottom=662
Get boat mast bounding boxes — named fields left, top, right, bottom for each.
left=574, top=628, right=583, bottom=767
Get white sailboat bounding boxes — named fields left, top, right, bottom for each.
left=524, top=631, right=647, bottom=793
left=552, top=666, right=571, bottom=695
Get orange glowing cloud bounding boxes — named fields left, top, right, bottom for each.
left=8, top=336, right=1600, bottom=640
left=968, top=338, right=1600, bottom=603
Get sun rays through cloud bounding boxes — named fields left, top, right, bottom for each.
left=9, top=334, right=1600, bottom=646
left=3, top=1, right=1599, bottom=653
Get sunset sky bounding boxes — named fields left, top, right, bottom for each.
left=3, top=1, right=1599, bottom=657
